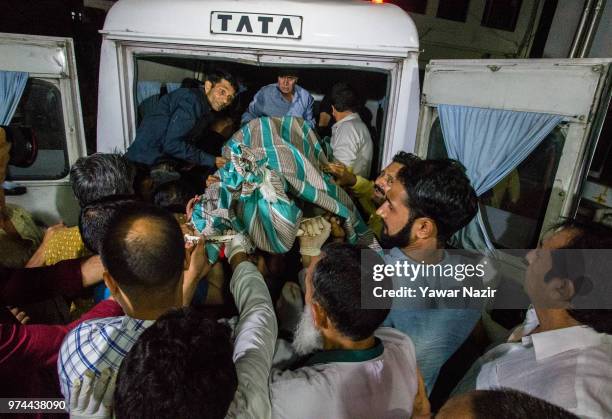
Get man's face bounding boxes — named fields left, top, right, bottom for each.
left=373, top=162, right=404, bottom=205
left=277, top=76, right=298, bottom=96
left=204, top=79, right=236, bottom=112
left=376, top=181, right=414, bottom=249
left=292, top=260, right=324, bottom=356
left=524, top=228, right=577, bottom=308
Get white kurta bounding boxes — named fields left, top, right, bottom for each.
left=330, top=113, right=374, bottom=178
left=454, top=308, right=612, bottom=419
left=270, top=327, right=418, bottom=419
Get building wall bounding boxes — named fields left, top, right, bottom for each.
left=543, top=0, right=612, bottom=58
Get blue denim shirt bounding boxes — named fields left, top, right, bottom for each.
left=126, top=88, right=216, bottom=168
left=382, top=247, right=482, bottom=393
left=241, top=83, right=315, bottom=127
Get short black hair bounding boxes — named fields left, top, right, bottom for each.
left=100, top=203, right=185, bottom=297
left=311, top=243, right=389, bottom=341
left=468, top=389, right=579, bottom=419
left=396, top=158, right=478, bottom=243
left=277, top=68, right=299, bottom=78
left=114, top=307, right=237, bottom=419
left=70, top=153, right=135, bottom=207
left=153, top=180, right=196, bottom=214
left=78, top=196, right=137, bottom=254
left=549, top=219, right=612, bottom=334
left=330, top=82, right=361, bottom=113
left=206, top=68, right=239, bottom=92
left=392, top=151, right=421, bottom=167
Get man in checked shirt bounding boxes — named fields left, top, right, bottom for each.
left=57, top=202, right=210, bottom=407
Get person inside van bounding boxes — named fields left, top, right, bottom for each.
left=241, top=69, right=315, bottom=128
left=125, top=69, right=239, bottom=180
left=328, top=82, right=374, bottom=178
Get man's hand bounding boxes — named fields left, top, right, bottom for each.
left=215, top=157, right=228, bottom=169
left=185, top=239, right=211, bottom=279
left=185, top=195, right=201, bottom=221
left=324, top=162, right=357, bottom=188
left=324, top=213, right=346, bottom=241
left=69, top=369, right=115, bottom=419
left=298, top=217, right=331, bottom=257
left=81, top=256, right=105, bottom=288
left=206, top=175, right=220, bottom=187
left=7, top=306, right=30, bottom=324
left=225, top=233, right=255, bottom=269
left=183, top=239, right=211, bottom=306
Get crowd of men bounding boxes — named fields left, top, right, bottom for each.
left=1, top=67, right=611, bottom=419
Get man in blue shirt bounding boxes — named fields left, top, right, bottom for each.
left=126, top=69, right=238, bottom=171
left=375, top=158, right=481, bottom=393
left=241, top=69, right=315, bottom=127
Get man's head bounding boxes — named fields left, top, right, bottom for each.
left=70, top=153, right=135, bottom=207
left=376, top=158, right=477, bottom=249
left=277, top=68, right=299, bottom=97
left=372, top=151, right=421, bottom=204
left=525, top=219, right=612, bottom=333
left=330, top=82, right=360, bottom=121
left=436, top=389, right=578, bottom=419
left=78, top=196, right=137, bottom=254
left=293, top=243, right=389, bottom=356
left=100, top=203, right=185, bottom=316
left=114, top=307, right=237, bottom=419
left=204, top=69, right=238, bottom=112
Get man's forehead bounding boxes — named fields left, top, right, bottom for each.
left=215, top=79, right=235, bottom=91
left=382, top=162, right=403, bottom=176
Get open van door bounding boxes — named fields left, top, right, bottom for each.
left=415, top=59, right=612, bottom=252
left=0, top=33, right=86, bottom=226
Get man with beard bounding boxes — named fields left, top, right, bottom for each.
left=270, top=242, right=429, bottom=419
left=325, top=151, right=420, bottom=238
left=375, top=158, right=479, bottom=393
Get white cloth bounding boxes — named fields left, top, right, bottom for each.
left=454, top=308, right=612, bottom=419
left=226, top=261, right=278, bottom=419
left=330, top=113, right=373, bottom=178
left=270, top=327, right=418, bottom=419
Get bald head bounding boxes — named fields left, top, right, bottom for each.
left=100, top=203, right=185, bottom=298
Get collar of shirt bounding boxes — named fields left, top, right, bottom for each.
left=331, top=112, right=360, bottom=134
left=303, top=337, right=384, bottom=366
left=522, top=325, right=606, bottom=362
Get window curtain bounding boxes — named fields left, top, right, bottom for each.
left=438, top=104, right=563, bottom=251
left=0, top=71, right=29, bottom=125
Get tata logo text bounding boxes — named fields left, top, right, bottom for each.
left=210, top=12, right=303, bottom=39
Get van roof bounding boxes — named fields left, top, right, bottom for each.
left=102, top=0, right=419, bottom=56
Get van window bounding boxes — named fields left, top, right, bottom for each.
left=133, top=55, right=389, bottom=172
left=427, top=118, right=566, bottom=248
left=7, top=78, right=70, bottom=180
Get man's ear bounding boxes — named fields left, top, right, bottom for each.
left=103, top=271, right=120, bottom=297
left=204, top=80, right=213, bottom=94
left=413, top=217, right=436, bottom=240
left=311, top=300, right=328, bottom=330
left=549, top=277, right=576, bottom=304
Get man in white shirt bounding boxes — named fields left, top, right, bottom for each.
left=329, top=83, right=374, bottom=178
left=270, top=241, right=429, bottom=419
left=453, top=219, right=612, bottom=418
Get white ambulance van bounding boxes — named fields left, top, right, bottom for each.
left=2, top=0, right=611, bottom=254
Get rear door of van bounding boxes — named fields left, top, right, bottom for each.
left=0, top=33, right=86, bottom=225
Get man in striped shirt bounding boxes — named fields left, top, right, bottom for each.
left=57, top=202, right=210, bottom=405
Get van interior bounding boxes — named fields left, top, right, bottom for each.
left=134, top=55, right=390, bottom=173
